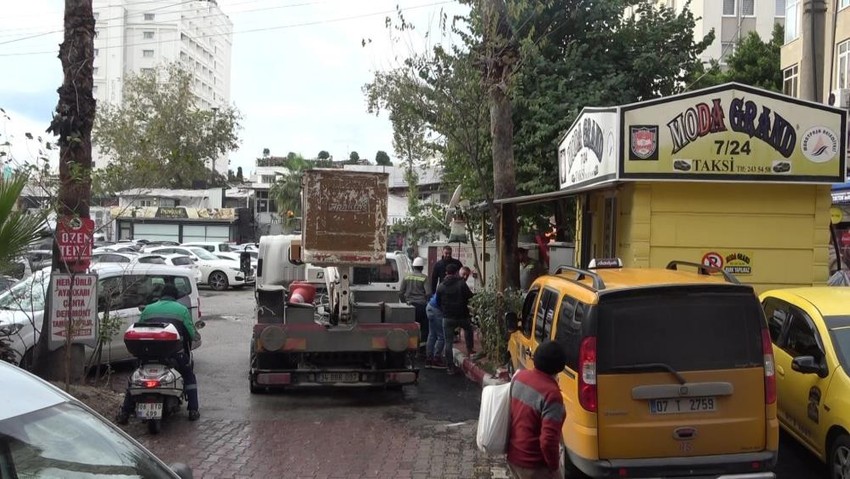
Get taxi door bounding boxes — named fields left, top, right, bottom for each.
left=509, top=287, right=540, bottom=371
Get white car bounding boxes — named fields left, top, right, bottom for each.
left=181, top=242, right=240, bottom=261
left=162, top=254, right=202, bottom=283
left=91, top=251, right=167, bottom=265
left=147, top=246, right=251, bottom=291
left=0, top=264, right=201, bottom=368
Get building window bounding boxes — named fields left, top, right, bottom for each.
left=838, top=41, right=850, bottom=89
left=742, top=0, right=755, bottom=16
left=260, top=175, right=276, bottom=184
left=142, top=49, right=154, bottom=58
left=143, top=31, right=154, bottom=39
left=93, top=67, right=99, bottom=75
left=159, top=198, right=177, bottom=207
left=842, top=0, right=850, bottom=9
left=94, top=12, right=99, bottom=20
left=785, top=0, right=799, bottom=42
left=140, top=68, right=154, bottom=75
left=139, top=199, right=154, bottom=207
left=775, top=0, right=785, bottom=17
left=723, top=0, right=736, bottom=15
left=721, top=42, right=736, bottom=63
left=783, top=65, right=799, bottom=97
left=92, top=85, right=98, bottom=94
left=144, top=13, right=155, bottom=21
left=94, top=48, right=99, bottom=57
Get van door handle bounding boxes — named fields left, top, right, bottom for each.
left=776, top=365, right=785, bottom=377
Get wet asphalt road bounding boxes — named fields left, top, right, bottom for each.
left=123, top=287, right=824, bottom=478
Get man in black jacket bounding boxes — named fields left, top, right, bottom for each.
left=430, top=245, right=463, bottom=294
left=436, top=263, right=474, bottom=375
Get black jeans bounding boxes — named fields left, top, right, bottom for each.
left=443, top=316, right=474, bottom=368
left=122, top=351, right=198, bottom=413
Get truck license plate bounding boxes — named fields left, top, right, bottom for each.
left=650, top=397, right=716, bottom=414
left=136, top=402, right=163, bottom=419
left=319, top=372, right=359, bottom=383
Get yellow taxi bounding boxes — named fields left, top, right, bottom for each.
left=760, top=287, right=850, bottom=478
left=506, top=259, right=778, bottom=478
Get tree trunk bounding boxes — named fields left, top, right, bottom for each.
left=33, top=0, right=96, bottom=381
left=481, top=0, right=519, bottom=291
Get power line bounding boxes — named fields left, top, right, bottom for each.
left=0, top=1, right=453, bottom=58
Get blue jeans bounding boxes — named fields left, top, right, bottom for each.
left=425, top=303, right=445, bottom=360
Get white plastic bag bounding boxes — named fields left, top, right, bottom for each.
left=476, top=381, right=512, bottom=454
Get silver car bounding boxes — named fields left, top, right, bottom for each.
left=0, top=361, right=192, bottom=478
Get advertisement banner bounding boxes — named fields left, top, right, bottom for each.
left=558, top=108, right=618, bottom=191
left=620, top=84, right=846, bottom=183
left=701, top=251, right=754, bottom=275
left=49, top=273, right=98, bottom=351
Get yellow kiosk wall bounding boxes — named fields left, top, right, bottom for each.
left=578, top=182, right=832, bottom=293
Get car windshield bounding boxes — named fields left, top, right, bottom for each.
left=189, top=248, right=218, bottom=261
left=0, top=273, right=48, bottom=311
left=827, top=321, right=850, bottom=370
left=170, top=256, right=193, bottom=266
left=0, top=402, right=174, bottom=478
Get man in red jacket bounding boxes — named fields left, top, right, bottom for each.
left=507, top=341, right=568, bottom=479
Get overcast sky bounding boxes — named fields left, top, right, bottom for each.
left=0, top=0, right=469, bottom=176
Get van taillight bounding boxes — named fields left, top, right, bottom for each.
left=761, top=328, right=776, bottom=404
left=579, top=336, right=598, bottom=412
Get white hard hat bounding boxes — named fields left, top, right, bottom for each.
left=412, top=257, right=425, bottom=267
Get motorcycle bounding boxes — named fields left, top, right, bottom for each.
left=123, top=318, right=205, bottom=434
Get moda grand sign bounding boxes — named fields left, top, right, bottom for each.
left=558, top=108, right=618, bottom=191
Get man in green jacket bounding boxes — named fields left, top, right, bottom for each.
left=117, top=284, right=200, bottom=423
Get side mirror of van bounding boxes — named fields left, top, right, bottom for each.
left=505, top=312, right=519, bottom=333
left=791, top=355, right=828, bottom=378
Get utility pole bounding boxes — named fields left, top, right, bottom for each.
left=481, top=0, right=520, bottom=290
left=33, top=0, right=96, bottom=382
left=800, top=0, right=827, bottom=102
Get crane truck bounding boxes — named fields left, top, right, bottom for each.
left=249, top=169, right=420, bottom=391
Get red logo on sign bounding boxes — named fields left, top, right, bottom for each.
left=630, top=126, right=658, bottom=160
left=57, top=216, right=95, bottom=273
left=701, top=252, right=723, bottom=269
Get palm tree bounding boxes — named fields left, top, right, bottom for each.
left=269, top=154, right=309, bottom=232
left=0, top=171, right=47, bottom=270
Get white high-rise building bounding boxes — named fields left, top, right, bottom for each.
left=92, top=0, right=233, bottom=176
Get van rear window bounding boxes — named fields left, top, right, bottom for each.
left=597, top=287, right=764, bottom=373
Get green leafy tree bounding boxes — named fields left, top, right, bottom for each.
left=0, top=171, right=47, bottom=270
left=236, top=166, right=244, bottom=183
left=687, top=24, right=784, bottom=92
left=93, top=64, right=242, bottom=192
left=348, top=151, right=360, bottom=163
left=317, top=150, right=331, bottom=160
left=375, top=150, right=392, bottom=165
left=269, top=152, right=308, bottom=230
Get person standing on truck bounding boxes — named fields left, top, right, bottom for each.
left=507, top=340, right=567, bottom=479
left=430, top=245, right=463, bottom=294
left=437, top=263, right=474, bottom=375
left=116, top=284, right=200, bottom=423
left=400, top=257, right=431, bottom=351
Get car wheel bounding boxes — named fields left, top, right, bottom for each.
left=561, top=441, right=588, bottom=479
left=147, top=419, right=162, bottom=434
left=831, top=434, right=850, bottom=479
left=208, top=271, right=229, bottom=291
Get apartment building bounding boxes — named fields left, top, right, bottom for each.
left=92, top=0, right=233, bottom=175
left=780, top=0, right=850, bottom=107
left=635, top=0, right=785, bottom=64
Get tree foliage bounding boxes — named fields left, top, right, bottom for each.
left=687, top=24, right=784, bottom=92
left=93, top=64, right=242, bottom=192
left=0, top=171, right=47, bottom=270
left=375, top=150, right=392, bottom=165
left=269, top=152, right=309, bottom=228
left=348, top=151, right=360, bottom=162
left=317, top=150, right=330, bottom=160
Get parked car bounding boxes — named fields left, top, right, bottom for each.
left=95, top=244, right=140, bottom=253
left=140, top=240, right=181, bottom=252
left=25, top=249, right=52, bottom=271
left=162, top=254, right=202, bottom=283
left=0, top=360, right=193, bottom=478
left=506, top=259, right=778, bottom=478
left=181, top=242, right=241, bottom=261
left=0, top=275, right=18, bottom=291
left=147, top=246, right=251, bottom=291
left=760, top=287, right=850, bottom=478
left=91, top=251, right=166, bottom=265
left=0, top=264, right=201, bottom=368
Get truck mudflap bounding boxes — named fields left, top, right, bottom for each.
left=251, top=367, right=419, bottom=388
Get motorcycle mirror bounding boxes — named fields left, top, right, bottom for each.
left=169, top=463, right=193, bottom=479
left=195, top=320, right=206, bottom=330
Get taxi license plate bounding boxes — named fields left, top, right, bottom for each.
left=650, top=397, right=716, bottom=414
left=319, top=372, right=359, bottom=383
left=136, top=402, right=163, bottom=419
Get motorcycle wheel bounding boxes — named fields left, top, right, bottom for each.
left=147, top=419, right=162, bottom=434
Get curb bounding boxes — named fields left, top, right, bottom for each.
left=453, top=347, right=507, bottom=387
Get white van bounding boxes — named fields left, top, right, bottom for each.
left=0, top=264, right=201, bottom=368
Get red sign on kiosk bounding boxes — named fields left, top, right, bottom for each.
left=56, top=216, right=95, bottom=272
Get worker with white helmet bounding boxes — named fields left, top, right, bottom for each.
left=400, top=257, right=431, bottom=355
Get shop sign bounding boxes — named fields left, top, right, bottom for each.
left=156, top=207, right=189, bottom=218
left=833, top=190, right=850, bottom=205
left=56, top=216, right=94, bottom=272
left=701, top=250, right=753, bottom=275
left=49, top=273, right=98, bottom=350
left=620, top=84, right=846, bottom=183
left=558, top=109, right=618, bottom=191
